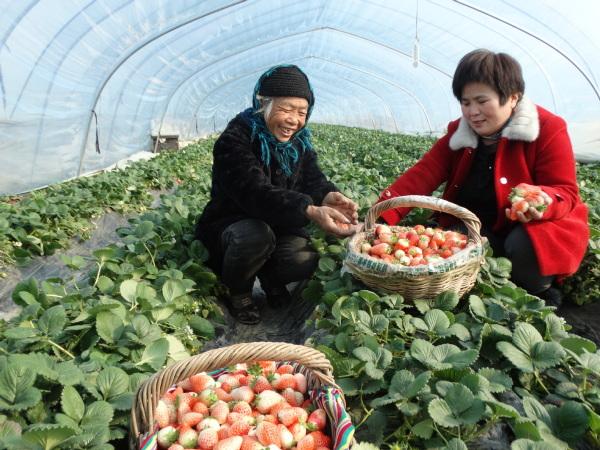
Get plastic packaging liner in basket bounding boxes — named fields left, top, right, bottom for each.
left=137, top=363, right=355, bottom=450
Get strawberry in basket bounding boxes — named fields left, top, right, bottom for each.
left=360, top=223, right=468, bottom=266
left=154, top=361, right=333, bottom=450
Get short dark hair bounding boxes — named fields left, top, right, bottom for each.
left=452, top=49, right=525, bottom=105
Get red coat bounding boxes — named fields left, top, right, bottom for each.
left=378, top=97, right=589, bottom=277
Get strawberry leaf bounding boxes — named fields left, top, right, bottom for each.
left=61, top=386, right=84, bottom=423
left=0, top=365, right=42, bottom=411
left=96, top=367, right=129, bottom=401
left=21, top=424, right=76, bottom=450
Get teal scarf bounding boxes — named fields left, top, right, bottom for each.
left=240, top=108, right=312, bottom=176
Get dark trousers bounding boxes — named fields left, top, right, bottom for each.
left=219, top=219, right=319, bottom=296
left=482, top=224, right=553, bottom=294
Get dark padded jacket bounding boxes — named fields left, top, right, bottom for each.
left=195, top=113, right=336, bottom=264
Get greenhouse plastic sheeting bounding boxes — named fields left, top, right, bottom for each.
left=1, top=0, right=599, bottom=195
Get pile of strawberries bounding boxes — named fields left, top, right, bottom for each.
left=154, top=361, right=333, bottom=450
left=507, top=183, right=548, bottom=220
left=359, top=224, right=468, bottom=266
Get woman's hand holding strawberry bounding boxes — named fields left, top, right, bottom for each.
left=322, top=191, right=359, bottom=224
left=505, top=183, right=553, bottom=223
left=305, top=204, right=359, bottom=237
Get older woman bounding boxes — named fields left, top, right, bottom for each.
left=196, top=64, right=358, bottom=324
left=377, top=49, right=589, bottom=305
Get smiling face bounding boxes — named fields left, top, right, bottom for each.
left=460, top=82, right=519, bottom=137
left=265, top=97, right=309, bottom=142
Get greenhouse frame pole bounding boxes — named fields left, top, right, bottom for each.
left=76, top=0, right=246, bottom=176
left=188, top=55, right=433, bottom=134
left=150, top=29, right=440, bottom=141
left=452, top=0, right=600, bottom=101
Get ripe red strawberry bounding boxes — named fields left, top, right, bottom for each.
left=214, top=435, right=243, bottom=450
left=307, top=409, right=326, bottom=431
left=231, top=386, right=255, bottom=403
left=217, top=424, right=231, bottom=441
left=229, top=419, right=251, bottom=437
left=278, top=423, right=294, bottom=449
left=255, top=390, right=284, bottom=413
left=375, top=224, right=392, bottom=236
left=181, top=412, right=204, bottom=427
left=293, top=373, right=307, bottom=394
left=281, top=388, right=302, bottom=407
left=191, top=373, right=216, bottom=392
left=255, top=421, right=282, bottom=447
left=232, top=400, right=253, bottom=416
left=237, top=374, right=250, bottom=386
left=257, top=360, right=277, bottom=375
left=218, top=374, right=241, bottom=390
left=296, top=434, right=316, bottom=450
left=215, top=387, right=233, bottom=402
left=276, top=364, right=295, bottom=375
left=197, top=428, right=219, bottom=450
left=369, top=243, right=391, bottom=257
left=227, top=412, right=244, bottom=425
left=257, top=414, right=279, bottom=425
left=309, top=431, right=331, bottom=448
left=164, top=387, right=184, bottom=402
left=394, top=238, right=411, bottom=251
left=293, top=407, right=308, bottom=424
left=315, top=447, right=331, bottom=450
left=240, top=436, right=262, bottom=450
left=251, top=376, right=273, bottom=394
left=277, top=407, right=301, bottom=426
left=414, top=224, right=426, bottom=234
left=178, top=425, right=198, bottom=449
left=417, top=235, right=430, bottom=249
left=210, top=400, right=230, bottom=424
left=193, top=401, right=209, bottom=416
left=289, top=422, right=307, bottom=442
left=167, top=445, right=184, bottom=450
left=270, top=401, right=292, bottom=417
left=273, top=374, right=296, bottom=391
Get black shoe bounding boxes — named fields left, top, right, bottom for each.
left=539, top=287, right=563, bottom=308
left=226, top=294, right=260, bottom=325
left=264, top=286, right=291, bottom=309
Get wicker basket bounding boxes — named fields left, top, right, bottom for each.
left=345, top=195, right=485, bottom=300
left=130, top=342, right=351, bottom=450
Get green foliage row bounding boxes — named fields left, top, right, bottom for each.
left=0, top=143, right=226, bottom=449
left=0, top=148, right=207, bottom=272
left=562, top=162, right=600, bottom=304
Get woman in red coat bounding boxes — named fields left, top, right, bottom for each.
left=378, top=49, right=589, bottom=305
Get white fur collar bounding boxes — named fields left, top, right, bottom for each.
left=449, top=96, right=539, bottom=150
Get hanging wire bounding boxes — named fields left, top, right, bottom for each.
left=413, top=0, right=420, bottom=68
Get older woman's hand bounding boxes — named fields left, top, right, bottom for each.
left=505, top=189, right=553, bottom=223
left=306, top=205, right=360, bottom=237
left=322, top=191, right=359, bottom=224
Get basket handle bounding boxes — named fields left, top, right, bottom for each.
left=365, top=195, right=482, bottom=246
left=130, top=342, right=335, bottom=441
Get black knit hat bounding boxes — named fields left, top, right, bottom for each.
left=257, top=65, right=314, bottom=105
